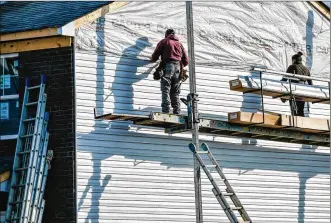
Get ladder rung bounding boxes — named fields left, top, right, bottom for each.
left=20, top=134, right=34, bottom=138
left=23, top=118, right=36, bottom=122
left=7, top=217, right=21, bottom=222
left=231, top=206, right=243, bottom=210
left=28, top=85, right=41, bottom=90
left=15, top=167, right=29, bottom=172
left=223, top=193, right=234, bottom=196
left=10, top=201, right=23, bottom=205
left=205, top=165, right=216, bottom=168
left=12, top=184, right=26, bottom=188
left=18, top=150, right=31, bottom=155
left=196, top=151, right=209, bottom=154
left=26, top=101, right=38, bottom=106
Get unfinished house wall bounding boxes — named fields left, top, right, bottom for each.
left=19, top=47, right=76, bottom=223
left=75, top=2, right=330, bottom=223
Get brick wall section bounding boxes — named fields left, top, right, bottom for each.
left=0, top=140, right=16, bottom=157
left=19, top=47, right=76, bottom=223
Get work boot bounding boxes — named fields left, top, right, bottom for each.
left=173, top=110, right=180, bottom=115
left=162, top=109, right=170, bottom=114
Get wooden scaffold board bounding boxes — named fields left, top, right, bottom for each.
left=95, top=111, right=330, bottom=147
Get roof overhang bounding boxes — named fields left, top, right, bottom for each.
left=0, top=1, right=328, bottom=43
left=309, top=1, right=330, bottom=19
left=0, top=2, right=128, bottom=42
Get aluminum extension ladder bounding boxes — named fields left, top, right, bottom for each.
left=6, top=76, right=52, bottom=223
left=189, top=143, right=251, bottom=223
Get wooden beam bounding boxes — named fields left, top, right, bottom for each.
left=0, top=28, right=59, bottom=42
left=0, top=170, right=11, bottom=183
left=228, top=111, right=330, bottom=133
left=0, top=36, right=72, bottom=54
left=282, top=115, right=330, bottom=133
left=309, top=2, right=330, bottom=19
left=228, top=111, right=282, bottom=128
left=0, top=2, right=127, bottom=42
left=74, top=2, right=128, bottom=28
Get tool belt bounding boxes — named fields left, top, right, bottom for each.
left=153, top=60, right=188, bottom=82
left=153, top=61, right=165, bottom=80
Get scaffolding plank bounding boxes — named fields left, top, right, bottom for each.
left=95, top=113, right=149, bottom=121
left=95, top=112, right=329, bottom=147
left=228, top=111, right=330, bottom=134
left=199, top=118, right=329, bottom=146
left=229, top=76, right=329, bottom=104
left=281, top=115, right=330, bottom=133
left=228, top=111, right=282, bottom=128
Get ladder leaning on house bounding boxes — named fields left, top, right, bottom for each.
left=5, top=76, right=53, bottom=223
left=189, top=143, right=251, bottom=223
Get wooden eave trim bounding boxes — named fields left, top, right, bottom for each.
left=73, top=2, right=128, bottom=28
left=0, top=36, right=72, bottom=54
left=0, top=28, right=59, bottom=42
left=0, top=2, right=128, bottom=42
left=309, top=2, right=330, bottom=19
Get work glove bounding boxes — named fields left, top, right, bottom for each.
left=181, top=69, right=189, bottom=82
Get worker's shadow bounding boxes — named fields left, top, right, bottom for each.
left=240, top=74, right=261, bottom=146
left=100, top=37, right=157, bottom=131
left=108, top=37, right=154, bottom=113
left=298, top=10, right=316, bottom=222
left=78, top=18, right=157, bottom=222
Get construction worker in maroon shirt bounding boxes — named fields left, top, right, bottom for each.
left=150, top=29, right=189, bottom=114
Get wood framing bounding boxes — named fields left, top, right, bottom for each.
left=0, top=36, right=72, bottom=54
left=282, top=115, right=330, bottom=133
left=309, top=2, right=330, bottom=19
left=228, top=111, right=282, bottom=128
left=0, top=2, right=127, bottom=42
left=228, top=111, right=330, bottom=133
left=74, top=2, right=128, bottom=28
left=0, top=170, right=11, bottom=183
left=0, top=28, right=59, bottom=42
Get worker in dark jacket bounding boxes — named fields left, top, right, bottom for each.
left=281, top=52, right=312, bottom=117
left=150, top=29, right=189, bottom=114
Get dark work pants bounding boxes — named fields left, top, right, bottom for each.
left=290, top=99, right=305, bottom=117
left=161, top=61, right=181, bottom=114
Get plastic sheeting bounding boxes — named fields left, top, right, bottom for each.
left=76, top=2, right=330, bottom=79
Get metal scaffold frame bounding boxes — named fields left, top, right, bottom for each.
left=94, top=3, right=330, bottom=223
left=186, top=2, right=203, bottom=222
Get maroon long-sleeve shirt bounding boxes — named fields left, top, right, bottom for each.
left=151, top=34, right=189, bottom=67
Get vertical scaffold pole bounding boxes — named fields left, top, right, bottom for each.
left=186, top=2, right=203, bottom=222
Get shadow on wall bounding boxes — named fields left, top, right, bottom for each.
left=77, top=13, right=328, bottom=223
left=240, top=75, right=261, bottom=146
left=298, top=10, right=315, bottom=222
left=304, top=10, right=314, bottom=118
left=111, top=37, right=153, bottom=114
left=77, top=17, right=156, bottom=222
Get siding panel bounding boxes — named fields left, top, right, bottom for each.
left=76, top=2, right=330, bottom=223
